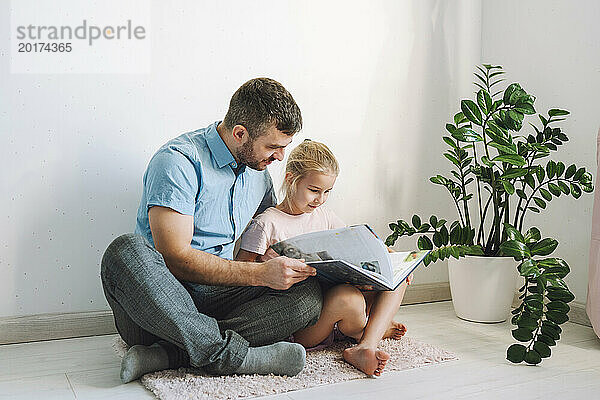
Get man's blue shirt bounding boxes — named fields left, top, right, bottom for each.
left=135, top=121, right=276, bottom=260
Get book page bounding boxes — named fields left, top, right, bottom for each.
left=308, top=260, right=392, bottom=290
left=389, top=250, right=430, bottom=287
left=270, top=224, right=393, bottom=280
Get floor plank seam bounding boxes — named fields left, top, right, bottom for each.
left=65, top=372, right=78, bottom=399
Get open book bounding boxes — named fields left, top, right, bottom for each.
left=270, top=224, right=430, bottom=291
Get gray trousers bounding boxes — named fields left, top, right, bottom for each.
left=100, top=234, right=322, bottom=375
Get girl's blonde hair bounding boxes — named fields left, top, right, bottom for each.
left=281, top=139, right=339, bottom=205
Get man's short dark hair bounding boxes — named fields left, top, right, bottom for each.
left=222, top=78, right=302, bottom=138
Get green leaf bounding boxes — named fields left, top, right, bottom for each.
left=417, top=235, right=433, bottom=250
left=443, top=136, right=458, bottom=149
left=530, top=238, right=558, bottom=256
left=454, top=112, right=466, bottom=125
left=412, top=215, right=422, bottom=229
left=488, top=141, right=518, bottom=154
left=483, top=90, right=493, bottom=111
left=538, top=333, right=557, bottom=346
left=492, top=154, right=526, bottom=166
left=525, top=174, right=536, bottom=189
left=519, top=259, right=540, bottom=277
left=512, top=328, right=533, bottom=341
left=433, top=232, right=442, bottom=247
left=500, top=240, right=531, bottom=258
left=573, top=167, right=586, bottom=181
left=542, top=320, right=562, bottom=333
left=524, top=349, right=542, bottom=365
left=515, top=103, right=536, bottom=115
left=536, top=166, right=545, bottom=183
left=546, top=161, right=557, bottom=179
left=450, top=246, right=460, bottom=259
left=440, top=225, right=449, bottom=245
left=444, top=153, right=460, bottom=166
left=546, top=301, right=570, bottom=313
left=516, top=315, right=539, bottom=330
left=461, top=99, right=482, bottom=125
left=565, top=164, right=577, bottom=179
left=548, top=109, right=570, bottom=117
left=548, top=183, right=562, bottom=197
left=540, top=188, right=553, bottom=201
left=418, top=223, right=431, bottom=233
left=509, top=109, right=524, bottom=123
left=430, top=215, right=438, bottom=227
left=502, top=180, right=515, bottom=194
left=506, top=344, right=527, bottom=363
left=556, top=162, right=566, bottom=177
left=524, top=227, right=541, bottom=243
left=504, top=223, right=524, bottom=242
left=503, top=83, right=520, bottom=105
left=547, top=310, right=569, bottom=324
left=546, top=287, right=575, bottom=302
left=557, top=181, right=570, bottom=194
left=533, top=197, right=546, bottom=209
left=453, top=127, right=484, bottom=142
left=502, top=168, right=528, bottom=179
left=571, top=183, right=582, bottom=199
left=540, top=325, right=560, bottom=341
left=533, top=342, right=551, bottom=358
left=477, top=89, right=488, bottom=113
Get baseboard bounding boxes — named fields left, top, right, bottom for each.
left=1, top=285, right=589, bottom=345
left=403, top=282, right=451, bottom=305
left=0, top=284, right=451, bottom=345
left=0, top=310, right=117, bottom=345
left=568, top=301, right=592, bottom=327
left=511, top=294, right=591, bottom=327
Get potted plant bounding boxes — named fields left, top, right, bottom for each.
left=386, top=64, right=594, bottom=365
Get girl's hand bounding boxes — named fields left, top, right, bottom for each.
left=258, top=248, right=279, bottom=262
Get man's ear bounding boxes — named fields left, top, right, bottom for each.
left=232, top=125, right=249, bottom=144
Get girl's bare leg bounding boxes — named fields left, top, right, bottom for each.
left=293, top=284, right=366, bottom=348
left=363, top=291, right=407, bottom=340
left=343, top=280, right=409, bottom=376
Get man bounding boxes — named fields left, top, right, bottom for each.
left=101, top=78, right=322, bottom=383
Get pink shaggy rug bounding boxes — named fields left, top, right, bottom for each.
left=114, top=337, right=457, bottom=400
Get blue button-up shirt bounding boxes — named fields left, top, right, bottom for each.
left=135, top=121, right=276, bottom=260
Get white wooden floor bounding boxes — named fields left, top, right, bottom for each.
left=2, top=301, right=599, bottom=400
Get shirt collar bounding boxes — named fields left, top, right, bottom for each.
left=206, top=121, right=240, bottom=170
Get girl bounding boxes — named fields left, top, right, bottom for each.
left=236, top=140, right=410, bottom=376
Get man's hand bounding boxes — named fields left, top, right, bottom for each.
left=258, top=256, right=317, bottom=290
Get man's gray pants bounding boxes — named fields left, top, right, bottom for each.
left=100, top=234, right=322, bottom=375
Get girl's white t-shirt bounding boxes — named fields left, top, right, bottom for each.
left=239, top=206, right=346, bottom=256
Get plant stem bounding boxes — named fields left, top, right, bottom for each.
left=518, top=177, right=567, bottom=231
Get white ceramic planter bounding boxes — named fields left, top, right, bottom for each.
left=448, top=256, right=519, bottom=323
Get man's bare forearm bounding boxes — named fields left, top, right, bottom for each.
left=162, top=247, right=264, bottom=286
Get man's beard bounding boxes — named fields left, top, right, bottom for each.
left=237, top=138, right=273, bottom=170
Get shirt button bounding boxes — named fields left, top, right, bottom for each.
left=231, top=162, right=237, bottom=168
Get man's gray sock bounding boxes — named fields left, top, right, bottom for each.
left=235, top=342, right=306, bottom=376
left=120, top=343, right=170, bottom=383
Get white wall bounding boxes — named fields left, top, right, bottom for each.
left=1, top=0, right=482, bottom=317
left=481, top=0, right=600, bottom=303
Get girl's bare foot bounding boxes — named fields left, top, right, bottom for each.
left=342, top=345, right=390, bottom=376
left=382, top=320, right=407, bottom=340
